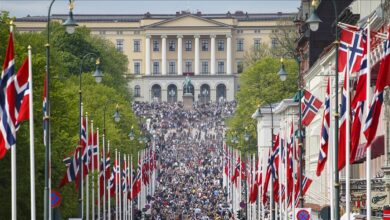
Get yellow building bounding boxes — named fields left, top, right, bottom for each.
left=16, top=11, right=294, bottom=102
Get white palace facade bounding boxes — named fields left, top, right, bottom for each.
left=15, top=11, right=294, bottom=103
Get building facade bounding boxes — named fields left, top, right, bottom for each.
left=15, top=11, right=294, bottom=102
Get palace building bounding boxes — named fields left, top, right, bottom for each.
left=15, top=11, right=294, bottom=103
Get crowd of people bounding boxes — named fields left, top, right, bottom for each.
left=132, top=101, right=236, bottom=219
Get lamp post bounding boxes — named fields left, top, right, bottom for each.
left=44, top=0, right=78, bottom=219
left=78, top=53, right=102, bottom=218
left=306, top=0, right=341, bottom=219
left=278, top=52, right=305, bottom=210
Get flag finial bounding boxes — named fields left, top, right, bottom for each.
left=28, top=45, right=32, bottom=50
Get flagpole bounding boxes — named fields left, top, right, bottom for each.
left=108, top=141, right=111, bottom=220
left=102, top=131, right=106, bottom=220
left=26, top=45, right=36, bottom=220
left=97, top=127, right=101, bottom=220
left=115, top=149, right=118, bottom=220
left=366, top=19, right=372, bottom=220
left=86, top=113, right=89, bottom=220
left=130, top=155, right=133, bottom=220
left=345, top=45, right=351, bottom=219
left=119, top=152, right=122, bottom=220
left=91, top=120, right=95, bottom=220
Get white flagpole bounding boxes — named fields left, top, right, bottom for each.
left=97, top=127, right=101, bottom=220
left=329, top=73, right=335, bottom=220
left=137, top=151, right=141, bottom=211
left=284, top=121, right=288, bottom=220
left=91, top=121, right=95, bottom=220
left=346, top=46, right=351, bottom=219
left=278, top=134, right=282, bottom=220
left=119, top=152, right=122, bottom=220
left=27, top=45, right=36, bottom=220
left=130, top=155, right=133, bottom=220
left=366, top=19, right=372, bottom=220
left=102, top=133, right=106, bottom=220
left=10, top=23, right=17, bottom=220
left=107, top=141, right=111, bottom=220
left=81, top=103, right=84, bottom=219
left=115, top=149, right=118, bottom=220
left=123, top=154, right=127, bottom=220
left=86, top=113, right=89, bottom=220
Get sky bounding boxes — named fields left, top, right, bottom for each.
left=1, top=0, right=300, bottom=18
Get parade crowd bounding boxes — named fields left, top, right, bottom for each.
left=132, top=101, right=236, bottom=220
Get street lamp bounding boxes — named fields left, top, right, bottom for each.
left=277, top=58, right=288, bottom=82
left=128, top=126, right=135, bottom=141
left=77, top=52, right=102, bottom=217
left=93, top=58, right=103, bottom=83
left=113, top=104, right=121, bottom=123
left=62, top=0, right=78, bottom=34
left=44, top=0, right=78, bottom=219
left=307, top=0, right=340, bottom=219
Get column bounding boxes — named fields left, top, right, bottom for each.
left=161, top=35, right=167, bottom=75
left=210, top=34, right=216, bottom=75
left=177, top=35, right=183, bottom=75
left=194, top=35, right=200, bottom=75
left=145, top=34, right=151, bottom=75
left=226, top=33, right=232, bottom=74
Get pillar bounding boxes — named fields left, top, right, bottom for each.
left=177, top=35, right=183, bottom=75
left=194, top=35, right=200, bottom=75
left=161, top=35, right=167, bottom=75
left=226, top=33, right=232, bottom=75
left=145, top=34, right=151, bottom=75
left=210, top=34, right=216, bottom=75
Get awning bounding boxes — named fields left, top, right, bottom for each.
left=353, top=135, right=384, bottom=164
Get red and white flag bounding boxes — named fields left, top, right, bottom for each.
left=301, top=90, right=322, bottom=127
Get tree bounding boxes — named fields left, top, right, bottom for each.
left=0, top=14, right=141, bottom=219
left=226, top=57, right=298, bottom=152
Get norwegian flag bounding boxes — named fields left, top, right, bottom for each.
left=383, top=206, right=390, bottom=220
left=108, top=160, right=119, bottom=197
left=301, top=90, right=323, bottom=126
left=88, top=131, right=98, bottom=170
left=223, top=144, right=230, bottom=177
left=350, top=39, right=368, bottom=163
left=0, top=31, right=16, bottom=158
left=142, top=152, right=150, bottom=186
left=316, top=78, right=330, bottom=176
left=338, top=28, right=365, bottom=74
left=14, top=58, right=30, bottom=129
left=364, top=37, right=390, bottom=148
left=231, top=156, right=241, bottom=184
left=262, top=135, right=280, bottom=203
left=131, top=160, right=142, bottom=200
left=294, top=173, right=313, bottom=208
left=286, top=135, right=294, bottom=206
left=99, top=149, right=110, bottom=198
left=59, top=147, right=81, bottom=188
left=122, top=159, right=128, bottom=193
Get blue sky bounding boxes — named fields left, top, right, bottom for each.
left=1, top=0, right=300, bottom=17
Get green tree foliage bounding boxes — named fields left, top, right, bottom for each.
left=0, top=14, right=141, bottom=219
left=226, top=57, right=298, bottom=152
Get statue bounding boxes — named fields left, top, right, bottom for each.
left=183, top=76, right=192, bottom=94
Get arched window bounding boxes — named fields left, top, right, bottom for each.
left=151, top=84, right=162, bottom=102
left=134, top=85, right=141, bottom=97
left=216, top=84, right=226, bottom=102
left=167, top=84, right=178, bottom=103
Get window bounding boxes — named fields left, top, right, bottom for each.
left=218, top=40, right=224, bottom=51
left=153, top=61, right=160, bottom=75
left=134, top=40, right=140, bottom=52
left=218, top=61, right=224, bottom=74
left=237, top=61, right=243, bottom=74
left=254, top=29, right=261, bottom=34
left=272, top=38, right=278, bottom=48
left=185, top=61, right=192, bottom=73
left=254, top=39, right=261, bottom=50
left=99, top=31, right=106, bottom=35
left=185, top=40, right=192, bottom=51
left=116, top=39, right=124, bottom=52
left=134, top=62, right=141, bottom=75
left=134, top=85, right=141, bottom=97
left=202, top=40, right=208, bottom=51
left=169, top=61, right=176, bottom=74
left=153, top=40, right=159, bottom=52
left=237, top=39, right=244, bottom=51
left=236, top=29, right=243, bottom=34
left=117, top=31, right=123, bottom=35
left=169, top=40, right=176, bottom=51
left=201, top=61, right=209, bottom=74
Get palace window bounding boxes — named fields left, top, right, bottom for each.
left=237, top=61, right=243, bottom=74
left=202, top=40, right=209, bottom=51
left=116, top=39, right=124, bottom=52
left=133, top=40, right=141, bottom=52
left=218, top=40, right=224, bottom=51
left=153, top=61, right=160, bottom=75
left=134, top=85, right=141, bottom=97
left=169, top=40, right=176, bottom=51
left=218, top=61, right=225, bottom=74
left=134, top=61, right=141, bottom=75
left=185, top=61, right=192, bottom=72
left=169, top=61, right=176, bottom=74
left=201, top=61, right=209, bottom=74
left=185, top=40, right=192, bottom=51
left=254, top=39, right=261, bottom=50
left=271, top=38, right=278, bottom=48
left=153, top=40, right=159, bottom=52
left=236, top=39, right=244, bottom=52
